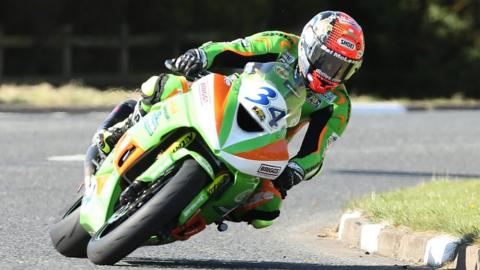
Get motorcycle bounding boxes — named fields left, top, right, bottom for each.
left=49, top=61, right=306, bottom=265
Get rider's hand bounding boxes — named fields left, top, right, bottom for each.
left=273, top=162, right=305, bottom=199
left=173, top=48, right=206, bottom=77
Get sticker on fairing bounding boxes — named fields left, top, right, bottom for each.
left=257, top=164, right=282, bottom=177
left=306, top=92, right=321, bottom=108
left=274, top=65, right=289, bottom=80
left=144, top=110, right=162, bottom=136
left=199, top=81, right=211, bottom=106
left=251, top=106, right=266, bottom=122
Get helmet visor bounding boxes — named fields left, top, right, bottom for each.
left=308, top=43, right=361, bottom=83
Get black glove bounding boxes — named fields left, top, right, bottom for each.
left=273, top=162, right=305, bottom=198
left=173, top=48, right=206, bottom=78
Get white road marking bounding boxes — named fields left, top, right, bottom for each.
left=47, top=154, right=85, bottom=161
left=352, top=103, right=407, bottom=114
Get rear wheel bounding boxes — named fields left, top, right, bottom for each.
left=87, top=159, right=207, bottom=265
left=49, top=196, right=91, bottom=258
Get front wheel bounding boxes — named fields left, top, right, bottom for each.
left=86, top=159, right=207, bottom=265
left=49, top=196, right=91, bottom=258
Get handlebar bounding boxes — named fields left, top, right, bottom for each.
left=164, top=58, right=210, bottom=81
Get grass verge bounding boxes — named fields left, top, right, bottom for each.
left=351, top=93, right=480, bottom=109
left=347, top=179, right=480, bottom=243
left=0, top=83, right=139, bottom=108
left=1, top=83, right=479, bottom=110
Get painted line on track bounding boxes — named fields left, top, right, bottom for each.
left=352, top=103, right=407, bottom=114
left=47, top=154, right=85, bottom=162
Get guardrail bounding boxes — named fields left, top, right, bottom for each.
left=0, top=24, right=220, bottom=84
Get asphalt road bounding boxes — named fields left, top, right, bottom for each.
left=1, top=110, right=479, bottom=270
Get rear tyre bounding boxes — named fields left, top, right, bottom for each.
left=49, top=197, right=91, bottom=258
left=87, top=159, right=207, bottom=265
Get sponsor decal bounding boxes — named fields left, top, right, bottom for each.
left=199, top=82, right=210, bottom=106
left=304, top=162, right=323, bottom=179
left=338, top=14, right=359, bottom=27
left=240, top=38, right=250, bottom=48
left=206, top=174, right=229, bottom=196
left=169, top=132, right=196, bottom=154
left=162, top=105, right=170, bottom=120
left=306, top=92, right=321, bottom=108
left=257, top=164, right=282, bottom=177
left=274, top=65, right=290, bottom=80
left=318, top=91, right=337, bottom=104
left=167, top=100, right=178, bottom=115
left=251, top=106, right=266, bottom=121
left=144, top=110, right=162, bottom=136
left=326, top=132, right=339, bottom=148
left=323, top=45, right=358, bottom=64
left=338, top=38, right=355, bottom=50
left=182, top=192, right=208, bottom=219
left=278, top=51, right=296, bottom=65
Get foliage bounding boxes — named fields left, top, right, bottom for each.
left=348, top=179, right=480, bottom=243
left=0, top=0, right=478, bottom=98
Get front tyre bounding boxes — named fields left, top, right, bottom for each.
left=86, top=159, right=207, bottom=265
left=49, top=196, right=91, bottom=258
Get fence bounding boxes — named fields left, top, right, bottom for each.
left=0, top=24, right=220, bottom=85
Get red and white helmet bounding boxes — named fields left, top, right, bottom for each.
left=298, top=11, right=365, bottom=94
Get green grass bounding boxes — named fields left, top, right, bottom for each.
left=1, top=83, right=479, bottom=109
left=347, top=179, right=480, bottom=243
left=0, top=82, right=139, bottom=108
left=351, top=93, right=480, bottom=109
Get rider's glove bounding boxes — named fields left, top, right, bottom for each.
left=273, top=162, right=305, bottom=199
left=173, top=48, right=207, bottom=78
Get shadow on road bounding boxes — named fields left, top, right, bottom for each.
left=121, top=257, right=431, bottom=269
left=330, top=169, right=480, bottom=179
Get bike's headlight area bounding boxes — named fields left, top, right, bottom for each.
left=237, top=104, right=264, bottom=132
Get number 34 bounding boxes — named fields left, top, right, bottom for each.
left=246, top=86, right=286, bottom=127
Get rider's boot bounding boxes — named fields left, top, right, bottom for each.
left=93, top=74, right=189, bottom=156
left=93, top=102, right=145, bottom=156
left=229, top=180, right=283, bottom=229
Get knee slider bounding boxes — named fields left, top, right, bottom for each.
left=140, top=74, right=169, bottom=106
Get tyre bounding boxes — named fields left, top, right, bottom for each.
left=87, top=159, right=207, bottom=265
left=49, top=196, right=91, bottom=258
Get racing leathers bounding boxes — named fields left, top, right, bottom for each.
left=96, top=31, right=351, bottom=227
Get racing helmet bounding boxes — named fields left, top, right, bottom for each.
left=298, top=11, right=365, bottom=94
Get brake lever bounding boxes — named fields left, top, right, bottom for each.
left=164, top=58, right=176, bottom=72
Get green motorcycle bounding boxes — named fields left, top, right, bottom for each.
left=49, top=61, right=306, bottom=265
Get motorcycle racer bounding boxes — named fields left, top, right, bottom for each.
left=93, top=11, right=365, bottom=228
